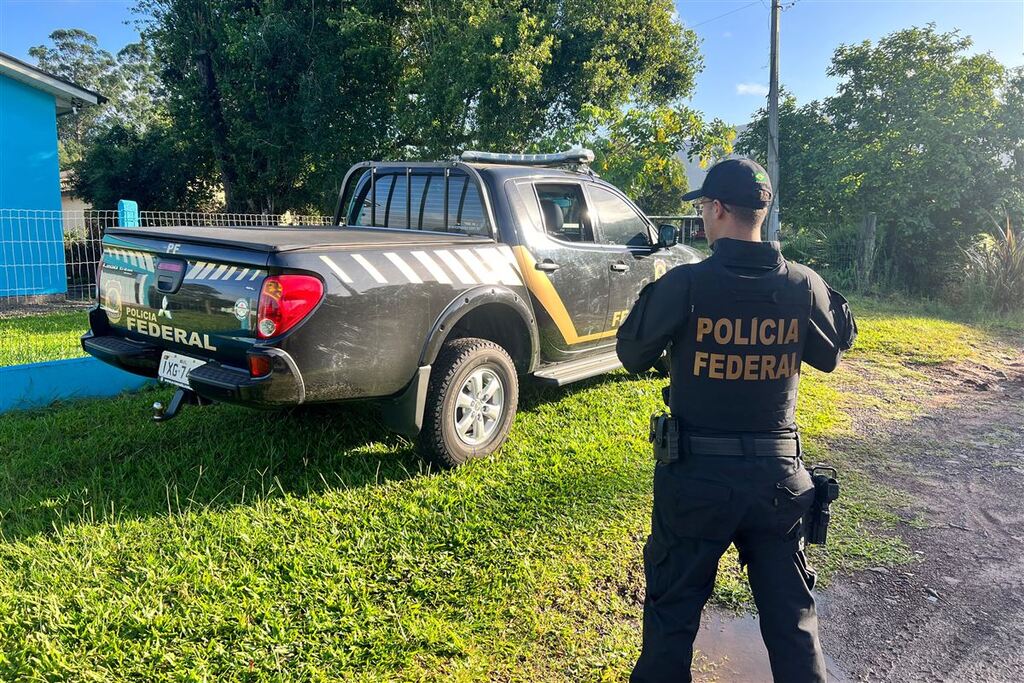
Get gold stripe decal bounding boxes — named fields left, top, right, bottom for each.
left=510, top=246, right=617, bottom=345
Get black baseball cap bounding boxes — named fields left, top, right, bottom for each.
left=682, top=158, right=773, bottom=209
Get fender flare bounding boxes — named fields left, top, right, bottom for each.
left=418, top=285, right=540, bottom=373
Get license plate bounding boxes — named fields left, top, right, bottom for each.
left=158, top=351, right=207, bottom=388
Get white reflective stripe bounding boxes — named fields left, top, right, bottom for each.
left=384, top=252, right=422, bottom=284
left=224, top=266, right=238, bottom=280
left=235, top=268, right=250, bottom=281
left=249, top=270, right=262, bottom=281
left=455, top=248, right=495, bottom=284
left=185, top=262, right=205, bottom=279
left=208, top=264, right=229, bottom=280
left=434, top=249, right=476, bottom=284
left=410, top=250, right=451, bottom=284
left=319, top=255, right=353, bottom=284
left=500, top=246, right=524, bottom=274
left=195, top=263, right=217, bottom=280
left=352, top=254, right=388, bottom=284
left=475, top=247, right=521, bottom=285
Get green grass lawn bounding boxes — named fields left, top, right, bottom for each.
left=0, top=310, right=89, bottom=366
left=0, top=298, right=1015, bottom=680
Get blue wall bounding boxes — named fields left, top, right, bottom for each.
left=0, top=73, right=66, bottom=296
left=0, top=357, right=153, bottom=413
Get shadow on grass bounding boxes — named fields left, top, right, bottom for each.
left=0, top=371, right=647, bottom=542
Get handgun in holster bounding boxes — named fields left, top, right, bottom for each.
left=649, top=412, right=680, bottom=464
left=803, top=465, right=840, bottom=545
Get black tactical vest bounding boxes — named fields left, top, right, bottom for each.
left=670, top=255, right=812, bottom=434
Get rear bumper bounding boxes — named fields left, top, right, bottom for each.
left=81, top=331, right=305, bottom=407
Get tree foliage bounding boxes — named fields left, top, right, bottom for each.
left=30, top=29, right=118, bottom=165
left=591, top=105, right=733, bottom=214
left=74, top=121, right=218, bottom=211
left=137, top=0, right=722, bottom=213
left=739, top=26, right=1023, bottom=295
left=30, top=30, right=165, bottom=165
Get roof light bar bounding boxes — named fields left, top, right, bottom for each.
left=459, top=148, right=595, bottom=167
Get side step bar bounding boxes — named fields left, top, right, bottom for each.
left=532, top=351, right=622, bottom=387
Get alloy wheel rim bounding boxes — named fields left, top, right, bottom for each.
left=454, top=367, right=504, bottom=447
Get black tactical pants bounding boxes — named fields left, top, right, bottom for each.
left=631, top=453, right=826, bottom=683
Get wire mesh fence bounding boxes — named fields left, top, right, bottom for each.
left=0, top=209, right=332, bottom=367
left=649, top=214, right=860, bottom=284
left=1, top=207, right=862, bottom=368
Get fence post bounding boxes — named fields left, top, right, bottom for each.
left=856, top=212, right=877, bottom=290
left=117, top=200, right=139, bottom=228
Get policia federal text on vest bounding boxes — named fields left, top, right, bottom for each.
left=617, top=235, right=856, bottom=683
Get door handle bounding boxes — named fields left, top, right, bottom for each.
left=535, top=259, right=561, bottom=272
left=610, top=262, right=630, bottom=273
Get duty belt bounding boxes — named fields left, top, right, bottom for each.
left=685, top=434, right=801, bottom=458
left=650, top=414, right=801, bottom=462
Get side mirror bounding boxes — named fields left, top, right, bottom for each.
left=657, top=224, right=679, bottom=248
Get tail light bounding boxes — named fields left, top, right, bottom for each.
left=256, top=275, right=324, bottom=339
left=248, top=354, right=273, bottom=377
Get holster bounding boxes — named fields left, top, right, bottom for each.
left=804, top=466, right=840, bottom=545
left=649, top=413, right=680, bottom=464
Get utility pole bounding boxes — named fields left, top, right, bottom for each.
left=766, top=0, right=781, bottom=242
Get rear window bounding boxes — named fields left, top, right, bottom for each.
left=346, top=170, right=490, bottom=236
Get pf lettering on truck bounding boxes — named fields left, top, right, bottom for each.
left=82, top=149, right=704, bottom=467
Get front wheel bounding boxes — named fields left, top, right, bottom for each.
left=418, top=337, right=519, bottom=468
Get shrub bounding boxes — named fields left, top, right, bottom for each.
left=960, top=215, right=1024, bottom=314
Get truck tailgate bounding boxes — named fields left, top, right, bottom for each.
left=98, top=233, right=271, bottom=366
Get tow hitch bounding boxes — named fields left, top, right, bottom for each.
left=152, top=387, right=211, bottom=422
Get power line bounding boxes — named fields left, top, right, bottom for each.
left=689, top=1, right=762, bottom=29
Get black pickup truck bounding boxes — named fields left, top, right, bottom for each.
left=83, top=150, right=703, bottom=466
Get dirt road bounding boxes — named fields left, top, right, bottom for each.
left=689, top=352, right=1024, bottom=682
left=819, top=359, right=1024, bottom=682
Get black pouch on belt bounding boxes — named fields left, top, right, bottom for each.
left=649, top=412, right=680, bottom=464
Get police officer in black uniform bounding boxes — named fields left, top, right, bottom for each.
left=617, top=158, right=856, bottom=682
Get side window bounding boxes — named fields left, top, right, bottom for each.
left=387, top=173, right=410, bottom=228
left=457, top=183, right=487, bottom=234
left=510, top=181, right=544, bottom=232
left=349, top=172, right=394, bottom=226
left=348, top=170, right=489, bottom=235
left=589, top=186, right=651, bottom=247
left=421, top=175, right=445, bottom=230
left=534, top=183, right=594, bottom=243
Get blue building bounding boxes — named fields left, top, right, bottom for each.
left=0, top=52, right=104, bottom=297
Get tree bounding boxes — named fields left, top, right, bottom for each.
left=396, top=0, right=702, bottom=155
left=740, top=26, right=1021, bottom=294
left=29, top=29, right=119, bottom=164
left=138, top=0, right=724, bottom=214
left=737, top=94, right=844, bottom=235
left=30, top=31, right=168, bottom=165
left=592, top=105, right=733, bottom=214
left=109, top=41, right=165, bottom=132
left=73, top=120, right=218, bottom=211
left=139, top=0, right=404, bottom=213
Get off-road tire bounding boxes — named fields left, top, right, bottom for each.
left=418, top=337, right=519, bottom=468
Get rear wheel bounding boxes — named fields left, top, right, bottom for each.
left=419, top=337, right=519, bottom=468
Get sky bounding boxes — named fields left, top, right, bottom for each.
left=678, top=0, right=1024, bottom=124
left=1, top=0, right=1022, bottom=126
